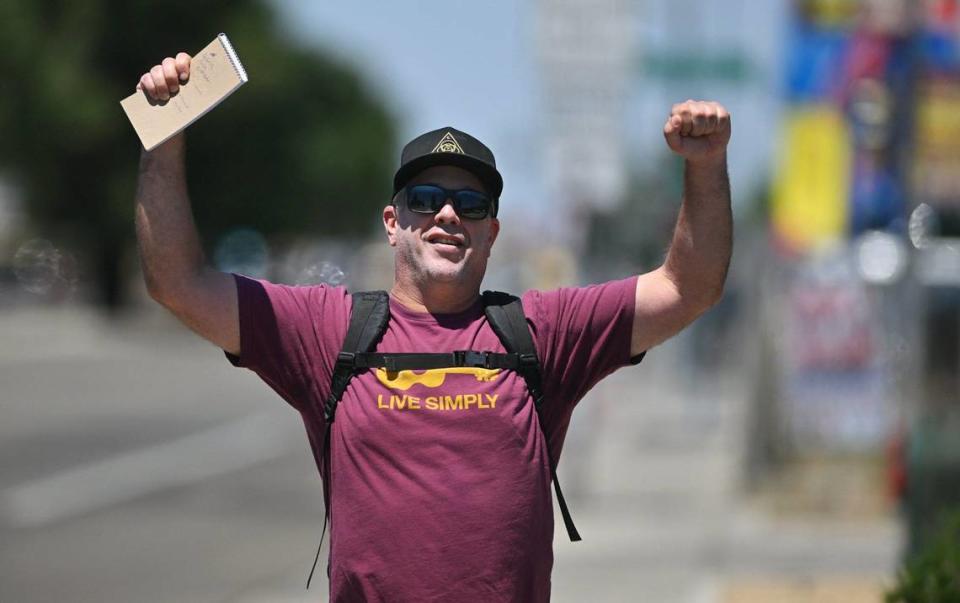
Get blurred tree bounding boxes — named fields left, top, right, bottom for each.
left=0, top=0, right=396, bottom=309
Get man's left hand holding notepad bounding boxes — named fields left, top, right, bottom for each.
left=121, top=34, right=248, bottom=151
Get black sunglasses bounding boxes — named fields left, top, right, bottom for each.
left=403, top=184, right=497, bottom=220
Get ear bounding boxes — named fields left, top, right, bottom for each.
left=383, top=204, right=398, bottom=246
left=486, top=218, right=500, bottom=255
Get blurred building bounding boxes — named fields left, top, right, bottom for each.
left=764, top=0, right=960, bottom=556
left=536, top=0, right=633, bottom=254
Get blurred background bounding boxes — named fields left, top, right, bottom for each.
left=2, top=0, right=960, bottom=601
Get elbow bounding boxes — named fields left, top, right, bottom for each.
left=142, top=269, right=192, bottom=313
left=661, top=254, right=729, bottom=311
left=142, top=270, right=168, bottom=305
left=673, top=279, right=725, bottom=324
left=704, top=280, right=725, bottom=309
left=145, top=278, right=177, bottom=311
left=692, top=279, right=725, bottom=316
left=663, top=267, right=726, bottom=317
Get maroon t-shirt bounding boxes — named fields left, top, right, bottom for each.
left=226, top=274, right=641, bottom=602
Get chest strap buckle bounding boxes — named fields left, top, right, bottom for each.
left=454, top=350, right=490, bottom=368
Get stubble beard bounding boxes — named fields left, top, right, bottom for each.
left=396, top=235, right=479, bottom=290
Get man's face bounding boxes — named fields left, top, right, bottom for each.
left=383, top=165, right=500, bottom=289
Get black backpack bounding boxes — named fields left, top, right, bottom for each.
left=307, top=290, right=580, bottom=588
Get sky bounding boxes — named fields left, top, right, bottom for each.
left=270, top=0, right=543, bottom=217
left=269, top=0, right=787, bottom=222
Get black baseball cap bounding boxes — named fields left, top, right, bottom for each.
left=393, top=127, right=503, bottom=199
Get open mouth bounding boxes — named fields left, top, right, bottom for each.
left=426, top=235, right=465, bottom=248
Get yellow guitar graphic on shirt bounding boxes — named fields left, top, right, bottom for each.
left=375, top=367, right=502, bottom=391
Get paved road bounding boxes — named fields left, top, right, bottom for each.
left=0, top=304, right=900, bottom=602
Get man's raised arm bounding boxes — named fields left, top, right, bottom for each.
left=631, top=100, right=733, bottom=356
left=134, top=52, right=240, bottom=356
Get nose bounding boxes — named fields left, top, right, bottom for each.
left=433, top=197, right=461, bottom=224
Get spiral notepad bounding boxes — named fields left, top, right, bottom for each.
left=121, top=33, right=248, bottom=151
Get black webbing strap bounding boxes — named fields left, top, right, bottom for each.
left=323, top=291, right=391, bottom=424
left=309, top=290, right=390, bottom=589
left=482, top=291, right=582, bottom=542
left=353, top=350, right=520, bottom=371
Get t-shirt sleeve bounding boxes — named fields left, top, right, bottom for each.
left=522, top=275, right=641, bottom=426
left=223, top=273, right=350, bottom=415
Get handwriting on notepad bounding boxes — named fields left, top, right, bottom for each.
left=169, top=53, right=217, bottom=116
left=195, top=52, right=216, bottom=91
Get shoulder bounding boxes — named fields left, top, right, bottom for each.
left=520, top=276, right=638, bottom=321
left=234, top=273, right=352, bottom=321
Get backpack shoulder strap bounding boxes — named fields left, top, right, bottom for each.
left=310, top=290, right=390, bottom=589
left=482, top=290, right=582, bottom=542
left=323, top=290, right=390, bottom=423
left=482, top=291, right=543, bottom=410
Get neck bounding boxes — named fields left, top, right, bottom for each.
left=390, top=280, right=480, bottom=314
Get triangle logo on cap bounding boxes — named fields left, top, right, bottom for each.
left=431, top=131, right=464, bottom=154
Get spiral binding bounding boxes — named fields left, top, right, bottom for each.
left=217, top=33, right=248, bottom=83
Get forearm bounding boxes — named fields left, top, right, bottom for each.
left=134, top=134, right=207, bottom=305
left=662, top=155, right=732, bottom=308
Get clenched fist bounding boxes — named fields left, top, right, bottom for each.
left=136, top=53, right=192, bottom=102
left=663, top=100, right=731, bottom=164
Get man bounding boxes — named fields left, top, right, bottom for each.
left=135, top=51, right=731, bottom=602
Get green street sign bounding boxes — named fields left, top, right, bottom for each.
left=640, top=51, right=757, bottom=83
